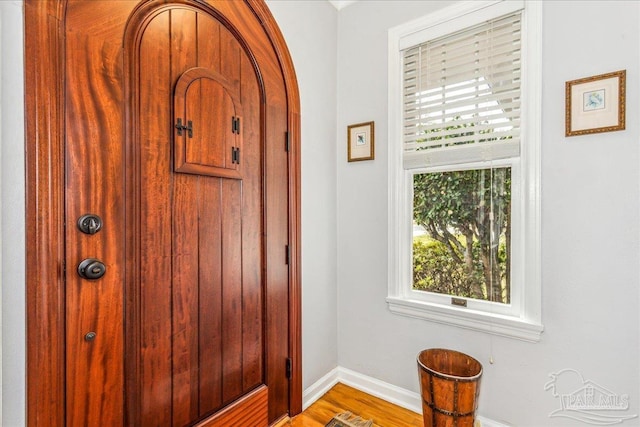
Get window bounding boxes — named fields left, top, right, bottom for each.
left=387, top=0, right=542, bottom=341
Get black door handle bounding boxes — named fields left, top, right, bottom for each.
left=77, top=258, right=107, bottom=280
left=77, top=214, right=103, bottom=235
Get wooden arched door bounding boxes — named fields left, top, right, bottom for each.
left=24, top=1, right=301, bottom=426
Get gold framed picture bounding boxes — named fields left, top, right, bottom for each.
left=347, top=121, right=375, bottom=162
left=565, top=70, right=626, bottom=137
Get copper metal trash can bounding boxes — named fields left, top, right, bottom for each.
left=417, top=349, right=483, bottom=427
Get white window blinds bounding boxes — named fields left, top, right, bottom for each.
left=402, top=11, right=522, bottom=169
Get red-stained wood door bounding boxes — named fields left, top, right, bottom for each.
left=25, top=1, right=301, bottom=426
left=125, top=8, right=266, bottom=425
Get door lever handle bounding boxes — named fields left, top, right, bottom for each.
left=77, top=214, right=103, bottom=235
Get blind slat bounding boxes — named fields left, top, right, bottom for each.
left=419, top=35, right=521, bottom=64
left=406, top=86, right=521, bottom=111
left=404, top=115, right=521, bottom=138
left=404, top=130, right=520, bottom=146
left=404, top=129, right=520, bottom=150
left=403, top=140, right=520, bottom=169
left=412, top=66, right=520, bottom=87
left=404, top=80, right=521, bottom=101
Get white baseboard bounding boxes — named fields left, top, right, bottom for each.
left=302, top=367, right=341, bottom=410
left=303, top=366, right=511, bottom=427
left=337, top=367, right=423, bottom=413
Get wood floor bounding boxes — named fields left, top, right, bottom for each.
left=283, top=383, right=424, bottom=427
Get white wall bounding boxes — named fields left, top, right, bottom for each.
left=266, top=0, right=340, bottom=391
left=335, top=1, right=639, bottom=426
left=1, top=1, right=25, bottom=426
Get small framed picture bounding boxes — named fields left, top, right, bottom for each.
left=565, top=70, right=626, bottom=137
left=347, top=121, right=375, bottom=162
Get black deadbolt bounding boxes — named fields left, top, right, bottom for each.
left=77, top=214, right=103, bottom=235
left=78, top=258, right=106, bottom=280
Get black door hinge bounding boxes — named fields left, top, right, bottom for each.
left=175, top=118, right=193, bottom=138
left=231, top=147, right=240, bottom=164
left=285, top=131, right=290, bottom=152
left=285, top=244, right=290, bottom=265
left=286, top=357, right=292, bottom=380
left=232, top=116, right=241, bottom=134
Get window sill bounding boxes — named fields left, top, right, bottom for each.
left=386, top=296, right=543, bottom=342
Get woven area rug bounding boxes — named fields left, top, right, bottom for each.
left=325, top=412, right=373, bottom=427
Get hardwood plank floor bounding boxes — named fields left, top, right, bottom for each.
left=285, top=383, right=423, bottom=427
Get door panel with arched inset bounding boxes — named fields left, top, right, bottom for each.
left=133, top=7, right=264, bottom=425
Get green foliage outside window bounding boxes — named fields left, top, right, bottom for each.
left=412, top=167, right=511, bottom=304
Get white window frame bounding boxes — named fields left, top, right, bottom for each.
left=387, top=0, right=543, bottom=342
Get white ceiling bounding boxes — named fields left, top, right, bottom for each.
left=327, top=0, right=358, bottom=10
